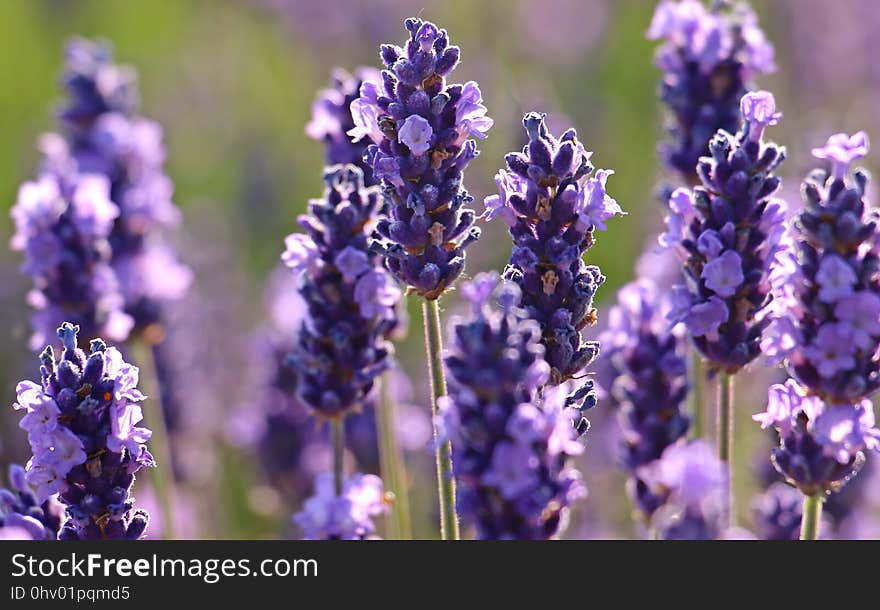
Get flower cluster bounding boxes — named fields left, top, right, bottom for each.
left=663, top=91, right=787, bottom=372
left=44, top=37, right=191, bottom=338
left=293, top=473, right=388, bottom=539
left=282, top=165, right=400, bottom=419
left=763, top=132, right=880, bottom=403
left=754, top=379, right=880, bottom=496
left=351, top=18, right=492, bottom=299
left=10, top=172, right=133, bottom=349
left=442, top=273, right=585, bottom=539
left=637, top=440, right=727, bottom=539
left=0, top=464, right=63, bottom=540
left=648, top=0, right=775, bottom=180
left=307, top=67, right=381, bottom=182
left=600, top=277, right=690, bottom=517
left=752, top=481, right=816, bottom=540
left=13, top=322, right=153, bottom=539
left=485, top=112, right=623, bottom=416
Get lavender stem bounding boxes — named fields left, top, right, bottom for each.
left=332, top=418, right=345, bottom=498
left=136, top=341, right=176, bottom=540
left=378, top=374, right=412, bottom=539
left=422, top=298, right=459, bottom=540
left=690, top=351, right=704, bottom=439
left=718, top=371, right=734, bottom=526
left=800, top=494, right=822, bottom=540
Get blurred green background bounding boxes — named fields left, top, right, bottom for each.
left=0, top=0, right=877, bottom=539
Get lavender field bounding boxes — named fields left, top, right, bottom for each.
left=1, top=0, right=879, bottom=541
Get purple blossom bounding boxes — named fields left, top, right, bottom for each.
left=13, top=322, right=152, bottom=539
left=700, top=250, right=743, bottom=298
left=443, top=274, right=586, bottom=539
left=283, top=165, right=399, bottom=418
left=812, top=131, right=870, bottom=181
left=293, top=473, right=388, bottom=540
left=739, top=90, right=782, bottom=142
left=0, top=464, right=64, bottom=540
left=816, top=255, right=858, bottom=303
left=359, top=18, right=490, bottom=299
left=575, top=169, right=626, bottom=231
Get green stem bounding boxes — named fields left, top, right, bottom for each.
left=690, top=350, right=703, bottom=439
left=332, top=418, right=345, bottom=497
left=378, top=372, right=412, bottom=539
left=717, top=371, right=734, bottom=527
left=800, top=494, right=823, bottom=540
left=135, top=342, right=176, bottom=540
left=422, top=298, right=459, bottom=540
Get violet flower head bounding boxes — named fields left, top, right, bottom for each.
left=10, top=171, right=133, bottom=349
left=599, top=278, right=690, bottom=518
left=763, top=132, right=880, bottom=402
left=442, top=273, right=586, bottom=539
left=293, top=473, right=388, bottom=540
left=354, top=18, right=492, bottom=299
left=45, top=37, right=191, bottom=337
left=754, top=379, right=880, bottom=496
left=638, top=440, right=728, bottom=539
left=485, top=112, right=623, bottom=403
left=663, top=90, right=787, bottom=372
left=13, top=322, right=153, bottom=540
left=752, top=481, right=811, bottom=540
left=0, top=464, right=64, bottom=540
left=307, top=67, right=381, bottom=182
left=283, top=165, right=400, bottom=419
left=648, top=0, right=775, bottom=180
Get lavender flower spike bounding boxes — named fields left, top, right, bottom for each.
left=283, top=165, right=400, bottom=419
left=10, top=171, right=133, bottom=349
left=353, top=18, right=492, bottom=299
left=485, top=112, right=623, bottom=410
left=754, top=379, right=880, bottom=497
left=763, top=132, right=880, bottom=403
left=13, top=322, right=153, bottom=539
left=600, top=277, right=690, bottom=518
left=663, top=90, right=787, bottom=372
left=648, top=0, right=776, bottom=181
left=307, top=67, right=381, bottom=183
left=442, top=273, right=585, bottom=539
left=293, top=472, right=388, bottom=540
left=0, top=464, right=64, bottom=540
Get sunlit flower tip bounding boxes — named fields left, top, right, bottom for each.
left=811, top=131, right=870, bottom=180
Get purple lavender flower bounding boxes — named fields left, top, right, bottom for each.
left=442, top=273, right=585, bottom=539
left=283, top=165, right=400, bottom=418
left=44, top=38, right=191, bottom=339
left=485, top=112, right=623, bottom=421
left=752, top=481, right=812, bottom=540
left=754, top=379, right=880, bottom=496
left=293, top=472, right=388, bottom=539
left=764, top=132, right=880, bottom=403
left=352, top=18, right=491, bottom=299
left=10, top=172, right=134, bottom=349
left=13, top=322, right=153, bottom=539
left=307, top=67, right=381, bottom=182
left=0, top=464, right=64, bottom=540
left=637, top=440, right=727, bottom=539
left=600, top=278, right=690, bottom=518
left=663, top=90, right=787, bottom=371
left=648, top=0, right=776, bottom=181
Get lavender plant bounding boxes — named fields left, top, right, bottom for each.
left=485, top=112, right=623, bottom=433
left=441, top=273, right=585, bottom=539
left=648, top=0, right=776, bottom=183
left=0, top=464, right=64, bottom=540
left=13, top=323, right=153, bottom=540
left=350, top=17, right=492, bottom=538
left=293, top=472, right=388, bottom=540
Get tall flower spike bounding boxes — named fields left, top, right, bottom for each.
left=763, top=132, right=880, bottom=403
left=485, top=112, right=622, bottom=429
left=283, top=165, right=400, bottom=419
left=442, top=273, right=585, bottom=539
left=13, top=322, right=153, bottom=540
left=0, top=464, right=64, bottom=540
left=352, top=18, right=492, bottom=299
left=600, top=276, right=690, bottom=518
left=754, top=379, right=880, bottom=497
left=648, top=0, right=776, bottom=181
left=307, top=67, right=381, bottom=183
left=44, top=37, right=191, bottom=339
left=663, top=90, right=787, bottom=372
left=10, top=171, right=133, bottom=349
left=293, top=473, right=388, bottom=540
